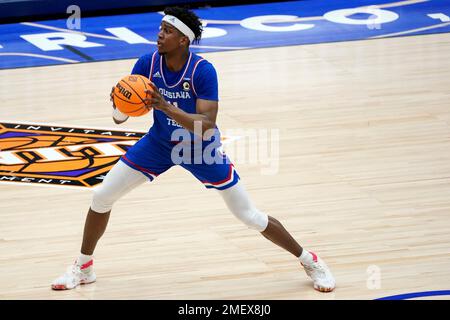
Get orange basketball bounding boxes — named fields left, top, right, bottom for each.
left=113, top=74, right=153, bottom=117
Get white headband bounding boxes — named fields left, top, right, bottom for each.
left=162, top=15, right=195, bottom=42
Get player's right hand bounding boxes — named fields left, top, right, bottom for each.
left=110, top=86, right=116, bottom=109
left=110, top=85, right=129, bottom=124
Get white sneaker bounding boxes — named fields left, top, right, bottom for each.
left=51, top=260, right=96, bottom=290
left=301, top=251, right=336, bottom=292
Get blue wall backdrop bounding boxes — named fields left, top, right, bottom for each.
left=0, top=0, right=229, bottom=21
left=0, top=0, right=449, bottom=69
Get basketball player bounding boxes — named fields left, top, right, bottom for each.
left=51, top=7, right=335, bottom=293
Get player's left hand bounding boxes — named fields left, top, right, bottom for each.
left=144, top=82, right=171, bottom=113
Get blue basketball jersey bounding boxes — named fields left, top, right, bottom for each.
left=131, top=51, right=220, bottom=147
left=122, top=51, right=240, bottom=191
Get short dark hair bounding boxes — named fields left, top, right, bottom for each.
left=163, top=7, right=203, bottom=44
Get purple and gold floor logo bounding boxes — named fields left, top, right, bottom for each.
left=0, top=122, right=144, bottom=188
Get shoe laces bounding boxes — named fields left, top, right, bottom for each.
left=67, top=264, right=82, bottom=275
left=302, top=260, right=327, bottom=279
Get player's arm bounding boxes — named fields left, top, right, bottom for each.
left=111, top=54, right=151, bottom=125
left=144, top=82, right=218, bottom=135
left=110, top=86, right=129, bottom=124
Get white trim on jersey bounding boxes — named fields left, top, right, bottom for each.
left=191, top=58, right=204, bottom=97
left=149, top=51, right=157, bottom=81
left=160, top=52, right=192, bottom=88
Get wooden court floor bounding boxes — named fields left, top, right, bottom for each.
left=0, top=32, right=449, bottom=300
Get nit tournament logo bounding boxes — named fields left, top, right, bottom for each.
left=0, top=122, right=145, bottom=188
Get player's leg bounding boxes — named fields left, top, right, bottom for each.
left=52, top=135, right=172, bottom=290
left=51, top=160, right=149, bottom=290
left=184, top=156, right=302, bottom=254
left=81, top=137, right=169, bottom=258
left=184, top=152, right=335, bottom=292
left=218, top=180, right=301, bottom=256
left=218, top=180, right=335, bottom=292
left=82, top=160, right=150, bottom=255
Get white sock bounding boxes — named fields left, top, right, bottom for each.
left=77, top=253, right=93, bottom=267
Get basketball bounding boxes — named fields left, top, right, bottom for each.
left=113, top=74, right=153, bottom=117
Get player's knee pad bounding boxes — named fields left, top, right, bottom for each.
left=91, top=186, right=116, bottom=213
left=89, top=160, right=147, bottom=213
left=219, top=181, right=269, bottom=231
left=233, top=207, right=269, bottom=232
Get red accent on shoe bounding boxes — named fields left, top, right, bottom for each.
left=51, top=284, right=67, bottom=290
left=80, top=260, right=93, bottom=270
left=310, top=251, right=318, bottom=263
